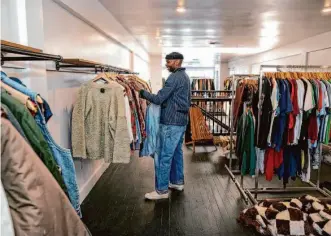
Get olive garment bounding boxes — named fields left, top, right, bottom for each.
left=1, top=90, right=68, bottom=195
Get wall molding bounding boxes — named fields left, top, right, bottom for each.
left=79, top=162, right=110, bottom=203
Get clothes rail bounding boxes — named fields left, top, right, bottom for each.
left=261, top=65, right=331, bottom=70
left=243, top=65, right=331, bottom=205
left=1, top=41, right=137, bottom=75
left=1, top=44, right=62, bottom=65
left=224, top=73, right=259, bottom=205
left=55, top=61, right=134, bottom=74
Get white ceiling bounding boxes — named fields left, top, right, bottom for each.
left=99, top=0, right=331, bottom=62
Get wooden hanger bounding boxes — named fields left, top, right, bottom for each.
left=92, top=72, right=111, bottom=84
left=1, top=81, right=37, bottom=113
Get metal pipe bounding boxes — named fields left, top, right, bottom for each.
left=1, top=45, right=62, bottom=61
left=225, top=165, right=249, bottom=204
left=323, top=187, right=331, bottom=197
left=229, top=73, right=235, bottom=170
left=245, top=187, right=320, bottom=193
left=317, top=143, right=322, bottom=187
left=2, top=57, right=60, bottom=61
left=254, top=68, right=264, bottom=199
left=260, top=65, right=331, bottom=69
left=245, top=190, right=258, bottom=205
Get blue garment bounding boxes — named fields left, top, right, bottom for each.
left=8, top=76, right=53, bottom=122
left=140, top=104, right=160, bottom=157
left=1, top=72, right=81, bottom=217
left=154, top=124, right=186, bottom=193
left=272, top=80, right=293, bottom=151
left=141, top=68, right=191, bottom=126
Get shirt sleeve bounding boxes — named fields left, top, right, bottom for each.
left=71, top=86, right=88, bottom=159
left=141, top=75, right=177, bottom=105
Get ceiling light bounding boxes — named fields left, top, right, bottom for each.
left=164, top=29, right=172, bottom=33
left=176, top=6, right=186, bottom=13
left=183, top=28, right=191, bottom=32
left=260, top=21, right=279, bottom=37
left=259, top=37, right=278, bottom=49
left=176, top=0, right=186, bottom=13
left=206, top=29, right=215, bottom=33
left=322, top=7, right=331, bottom=13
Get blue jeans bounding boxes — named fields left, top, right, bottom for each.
left=1, top=72, right=82, bottom=217
left=155, top=124, right=186, bottom=194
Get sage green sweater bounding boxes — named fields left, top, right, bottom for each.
left=71, top=81, right=131, bottom=163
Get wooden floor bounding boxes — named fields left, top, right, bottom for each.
left=81, top=145, right=331, bottom=236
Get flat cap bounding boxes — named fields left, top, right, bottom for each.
left=165, top=52, right=184, bottom=60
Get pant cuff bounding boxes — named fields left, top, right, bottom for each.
left=156, top=189, right=168, bottom=194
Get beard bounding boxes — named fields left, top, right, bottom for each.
left=167, top=67, right=175, bottom=72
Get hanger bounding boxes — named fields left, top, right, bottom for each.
left=0, top=81, right=37, bottom=113
left=92, top=72, right=111, bottom=84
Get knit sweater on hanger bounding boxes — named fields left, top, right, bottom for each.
left=71, top=81, right=131, bottom=163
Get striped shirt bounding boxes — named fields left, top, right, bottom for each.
left=141, top=68, right=191, bottom=126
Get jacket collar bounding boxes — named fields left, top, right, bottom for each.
left=173, top=67, right=186, bottom=73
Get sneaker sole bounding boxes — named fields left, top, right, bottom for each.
left=145, top=195, right=169, bottom=200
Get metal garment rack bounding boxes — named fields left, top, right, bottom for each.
left=224, top=73, right=259, bottom=205
left=55, top=61, right=136, bottom=74
left=1, top=42, right=137, bottom=75
left=244, top=64, right=331, bottom=205
left=1, top=44, right=62, bottom=65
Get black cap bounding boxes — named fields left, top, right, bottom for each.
left=165, top=52, right=184, bottom=60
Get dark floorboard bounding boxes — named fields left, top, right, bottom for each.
left=81, top=145, right=331, bottom=236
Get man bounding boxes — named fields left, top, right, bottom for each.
left=138, top=52, right=191, bottom=200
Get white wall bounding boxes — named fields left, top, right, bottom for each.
left=133, top=54, right=150, bottom=83
left=1, top=0, right=150, bottom=203
left=149, top=55, right=162, bottom=92
left=229, top=31, right=331, bottom=74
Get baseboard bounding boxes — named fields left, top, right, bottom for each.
left=79, top=162, right=110, bottom=203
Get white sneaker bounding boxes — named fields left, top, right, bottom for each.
left=145, top=191, right=169, bottom=200
left=169, top=183, right=184, bottom=191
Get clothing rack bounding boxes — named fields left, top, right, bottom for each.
left=1, top=44, right=62, bottom=65
left=1, top=41, right=138, bottom=74
left=244, top=65, right=331, bottom=205
left=55, top=59, right=135, bottom=74
left=224, top=73, right=259, bottom=204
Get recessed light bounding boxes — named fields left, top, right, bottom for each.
left=176, top=6, right=186, bottom=13
left=183, top=28, right=191, bottom=32
left=322, top=7, right=331, bottom=13
left=206, top=29, right=215, bottom=33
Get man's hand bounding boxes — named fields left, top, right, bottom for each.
left=132, top=83, right=144, bottom=92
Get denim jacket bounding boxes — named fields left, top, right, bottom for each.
left=140, top=104, right=160, bottom=157
left=141, top=68, right=190, bottom=126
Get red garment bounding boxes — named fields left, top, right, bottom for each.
left=308, top=114, right=318, bottom=144
left=264, top=148, right=283, bottom=181
left=313, top=79, right=323, bottom=112
left=287, top=80, right=299, bottom=144
left=233, top=82, right=246, bottom=128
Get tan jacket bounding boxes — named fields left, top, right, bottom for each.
left=71, top=81, right=131, bottom=163
left=1, top=119, right=89, bottom=236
